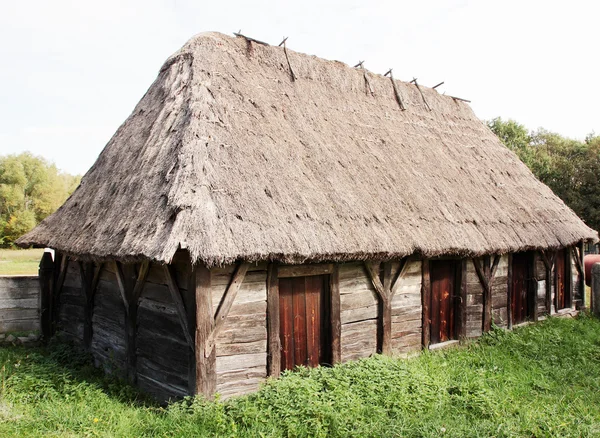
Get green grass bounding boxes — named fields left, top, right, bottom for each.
left=1, top=316, right=600, bottom=437
left=0, top=248, right=44, bottom=276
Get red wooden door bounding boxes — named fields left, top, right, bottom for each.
left=279, top=275, right=330, bottom=371
left=430, top=260, right=458, bottom=344
left=555, top=249, right=568, bottom=310
left=511, top=252, right=530, bottom=324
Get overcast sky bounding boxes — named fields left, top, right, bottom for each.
left=1, top=0, right=598, bottom=175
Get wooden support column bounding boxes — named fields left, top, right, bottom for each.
left=572, top=243, right=585, bottom=309
left=540, top=251, right=555, bottom=314
left=473, top=255, right=500, bottom=332
left=506, top=254, right=513, bottom=329
left=51, top=253, right=68, bottom=336
left=194, top=264, right=216, bottom=399
left=266, top=262, right=280, bottom=377
left=78, top=262, right=93, bottom=349
left=365, top=260, right=411, bottom=355
left=114, top=260, right=149, bottom=383
left=38, top=252, right=55, bottom=340
left=459, top=259, right=468, bottom=338
left=421, top=259, right=431, bottom=349
left=330, top=264, right=341, bottom=365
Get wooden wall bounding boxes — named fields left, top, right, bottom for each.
left=465, top=260, right=483, bottom=338
left=535, top=254, right=548, bottom=315
left=0, top=276, right=40, bottom=333
left=390, top=260, right=422, bottom=354
left=211, top=263, right=268, bottom=399
left=339, top=262, right=378, bottom=362
left=491, top=255, right=509, bottom=328
left=58, top=260, right=85, bottom=345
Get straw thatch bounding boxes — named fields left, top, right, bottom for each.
left=18, top=32, right=598, bottom=266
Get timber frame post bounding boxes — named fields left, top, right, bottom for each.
left=458, top=259, right=468, bottom=339
left=365, top=259, right=411, bottom=355
left=114, top=260, right=149, bottom=383
left=266, top=262, right=280, bottom=377
left=330, top=264, right=341, bottom=364
left=421, top=259, right=431, bottom=349
left=193, top=264, right=216, bottom=399
left=50, top=253, right=68, bottom=337
left=540, top=250, right=555, bottom=314
left=506, top=254, right=513, bottom=329
left=571, top=242, right=586, bottom=309
left=472, top=255, right=501, bottom=332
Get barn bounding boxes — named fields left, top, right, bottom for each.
left=18, top=32, right=597, bottom=402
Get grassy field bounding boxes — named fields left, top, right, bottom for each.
left=0, top=316, right=599, bottom=437
left=0, top=248, right=44, bottom=276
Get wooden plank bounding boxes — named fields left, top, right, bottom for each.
left=113, top=261, right=130, bottom=316
left=305, top=276, right=320, bottom=368
left=507, top=254, right=513, bottom=329
left=578, top=240, right=586, bottom=308
left=163, top=264, right=195, bottom=351
left=421, top=259, right=430, bottom=349
left=205, top=262, right=250, bottom=357
left=194, top=264, right=216, bottom=399
left=278, top=264, right=333, bottom=278
left=459, top=259, right=467, bottom=339
left=78, top=262, right=92, bottom=349
left=329, top=264, right=341, bottom=365
left=266, top=262, right=280, bottom=378
left=52, top=253, right=69, bottom=335
left=364, top=261, right=387, bottom=301
left=292, top=277, right=307, bottom=367
left=38, top=252, right=54, bottom=339
left=390, top=258, right=411, bottom=296
left=279, top=277, right=294, bottom=371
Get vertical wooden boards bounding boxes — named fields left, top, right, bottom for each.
left=58, top=257, right=85, bottom=344
left=491, top=255, right=509, bottom=328
left=511, top=253, right=529, bottom=325
left=555, top=249, right=566, bottom=311
left=339, top=262, right=378, bottom=362
left=195, top=264, right=216, bottom=399
left=278, top=275, right=330, bottom=371
left=267, top=263, right=280, bottom=378
left=578, top=241, right=586, bottom=308
left=421, top=260, right=431, bottom=349
left=390, top=260, right=422, bottom=354
left=429, top=260, right=457, bottom=344
left=506, top=254, right=513, bottom=330
left=330, top=265, right=341, bottom=364
left=459, top=260, right=468, bottom=339
left=136, top=255, right=193, bottom=402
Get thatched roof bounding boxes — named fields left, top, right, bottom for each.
left=18, top=32, right=597, bottom=266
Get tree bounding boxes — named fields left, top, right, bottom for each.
left=0, top=152, right=81, bottom=246
left=488, top=118, right=600, bottom=233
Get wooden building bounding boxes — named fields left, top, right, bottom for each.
left=19, top=32, right=597, bottom=401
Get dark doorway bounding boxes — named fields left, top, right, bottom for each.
left=279, top=275, right=331, bottom=371
left=511, top=252, right=533, bottom=324
left=430, top=260, right=460, bottom=344
left=555, top=249, right=570, bottom=311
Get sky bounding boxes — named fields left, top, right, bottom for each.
left=1, top=0, right=598, bottom=175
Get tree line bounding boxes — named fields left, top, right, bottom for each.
left=0, top=153, right=80, bottom=246
left=488, top=118, right=600, bottom=233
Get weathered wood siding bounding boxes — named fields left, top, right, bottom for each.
left=491, top=255, right=509, bottom=328
left=571, top=253, right=579, bottom=305
left=0, top=276, right=40, bottom=333
left=465, top=259, right=483, bottom=338
left=59, top=260, right=85, bottom=344
left=211, top=263, right=268, bottom=399
left=339, top=262, right=378, bottom=362
left=391, top=260, right=422, bottom=354
left=91, top=262, right=126, bottom=372
left=136, top=255, right=192, bottom=401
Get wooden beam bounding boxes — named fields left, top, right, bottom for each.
left=113, top=261, right=130, bottom=317
left=472, top=255, right=500, bottom=332
left=194, top=264, right=216, bottom=399
left=459, top=259, right=468, bottom=339
left=364, top=261, right=392, bottom=354
left=421, top=260, right=431, bottom=349
left=383, top=262, right=393, bottom=292
left=78, top=261, right=93, bottom=349
left=278, top=264, right=334, bottom=278
left=579, top=240, right=586, bottom=308
left=507, top=254, right=513, bottom=329
left=266, top=262, right=281, bottom=377
left=163, top=265, right=195, bottom=352
left=330, top=264, right=341, bottom=365
left=51, top=254, right=68, bottom=336
left=205, top=262, right=250, bottom=357
left=390, top=258, right=410, bottom=296
left=131, top=260, right=149, bottom=305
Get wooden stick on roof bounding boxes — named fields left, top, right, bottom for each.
left=355, top=61, right=373, bottom=96
left=233, top=31, right=269, bottom=46
left=411, top=78, right=432, bottom=111
left=281, top=39, right=297, bottom=82
left=432, top=81, right=444, bottom=89
left=384, top=69, right=406, bottom=111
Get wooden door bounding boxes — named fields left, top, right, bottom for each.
left=555, top=249, right=569, bottom=310
left=430, top=260, right=458, bottom=344
left=279, top=275, right=331, bottom=371
left=511, top=252, right=531, bottom=324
